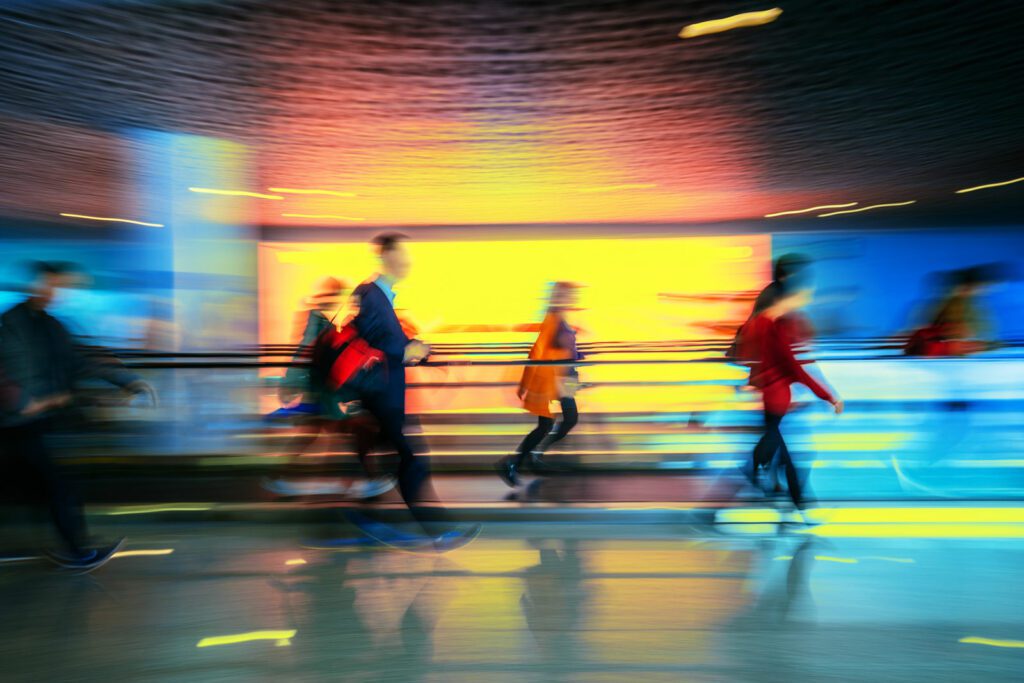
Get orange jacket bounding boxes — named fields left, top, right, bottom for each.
left=517, top=311, right=572, bottom=418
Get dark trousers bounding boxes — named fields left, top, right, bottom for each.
left=515, top=397, right=579, bottom=465
left=361, top=395, right=428, bottom=510
left=752, top=412, right=804, bottom=508
left=2, top=422, right=87, bottom=554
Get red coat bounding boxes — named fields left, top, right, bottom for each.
left=739, top=313, right=834, bottom=416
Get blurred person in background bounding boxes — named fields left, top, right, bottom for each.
left=347, top=233, right=478, bottom=549
left=905, top=264, right=1006, bottom=357
left=264, top=276, right=394, bottom=499
left=737, top=275, right=843, bottom=515
left=497, top=281, right=582, bottom=488
left=0, top=261, right=155, bottom=571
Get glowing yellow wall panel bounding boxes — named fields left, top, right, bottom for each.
left=258, top=234, right=770, bottom=414
left=259, top=235, right=769, bottom=344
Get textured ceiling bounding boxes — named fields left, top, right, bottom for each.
left=0, top=0, right=1021, bottom=227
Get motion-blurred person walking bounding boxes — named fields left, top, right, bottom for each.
left=346, top=233, right=478, bottom=550
left=0, top=261, right=155, bottom=572
left=263, top=275, right=394, bottom=499
left=905, top=264, right=1006, bottom=357
left=737, top=275, right=843, bottom=516
left=497, top=282, right=582, bottom=488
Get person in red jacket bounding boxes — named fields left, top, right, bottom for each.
left=738, top=278, right=843, bottom=510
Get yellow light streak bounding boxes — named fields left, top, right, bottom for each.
left=59, top=213, right=163, bottom=228
left=764, top=203, right=857, bottom=218
left=106, top=504, right=213, bottom=516
left=268, top=187, right=357, bottom=197
left=285, top=558, right=307, bottom=566
left=955, top=176, right=1024, bottom=194
left=814, top=555, right=858, bottom=564
left=188, top=187, right=283, bottom=200
left=679, top=8, right=782, bottom=39
left=818, top=201, right=916, bottom=217
left=112, top=549, right=175, bottom=558
left=960, top=637, right=1024, bottom=648
left=281, top=213, right=365, bottom=221
left=196, top=630, right=297, bottom=648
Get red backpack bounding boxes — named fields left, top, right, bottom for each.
left=309, top=322, right=386, bottom=400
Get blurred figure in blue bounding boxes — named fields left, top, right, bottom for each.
left=264, top=276, right=395, bottom=499
left=0, top=261, right=154, bottom=571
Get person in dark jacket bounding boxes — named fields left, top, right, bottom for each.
left=349, top=234, right=477, bottom=549
left=737, top=276, right=843, bottom=512
left=0, top=261, right=154, bottom=571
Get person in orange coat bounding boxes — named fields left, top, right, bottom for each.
left=497, top=282, right=581, bottom=487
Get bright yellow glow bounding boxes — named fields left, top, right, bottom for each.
left=281, top=213, right=364, bottom=221
left=817, top=201, right=916, bottom=217
left=959, top=637, right=1024, bottom=648
left=59, top=213, right=163, bottom=228
left=576, top=183, right=657, bottom=193
left=112, top=549, right=175, bottom=558
left=258, top=236, right=769, bottom=414
left=814, top=555, right=858, bottom=564
left=268, top=187, right=357, bottom=197
left=196, top=630, right=297, bottom=648
left=803, top=524, right=1024, bottom=539
left=764, top=203, right=857, bottom=218
left=808, top=507, right=1024, bottom=524
left=285, top=558, right=307, bottom=566
left=188, top=187, right=283, bottom=200
left=955, top=176, right=1024, bottom=194
left=679, top=8, right=782, bottom=39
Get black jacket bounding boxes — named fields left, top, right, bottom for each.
left=0, top=301, right=138, bottom=426
left=352, top=280, right=409, bottom=415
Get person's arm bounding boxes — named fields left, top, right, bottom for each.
left=774, top=321, right=836, bottom=405
left=66, top=324, right=155, bottom=401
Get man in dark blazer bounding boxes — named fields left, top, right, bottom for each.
left=351, top=234, right=432, bottom=517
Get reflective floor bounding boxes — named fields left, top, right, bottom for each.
left=3, top=521, right=1024, bottom=682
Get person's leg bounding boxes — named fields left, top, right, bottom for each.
left=19, top=424, right=88, bottom=556
left=545, top=398, right=578, bottom=448
left=768, top=414, right=804, bottom=508
left=515, top=417, right=554, bottom=466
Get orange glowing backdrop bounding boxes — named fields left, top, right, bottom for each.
left=259, top=234, right=769, bottom=414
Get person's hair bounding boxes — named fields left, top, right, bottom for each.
left=29, top=260, right=64, bottom=278
left=773, top=253, right=811, bottom=282
left=372, top=232, right=408, bottom=255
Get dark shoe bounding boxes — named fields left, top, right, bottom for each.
left=54, top=538, right=126, bottom=574
left=495, top=456, right=520, bottom=487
